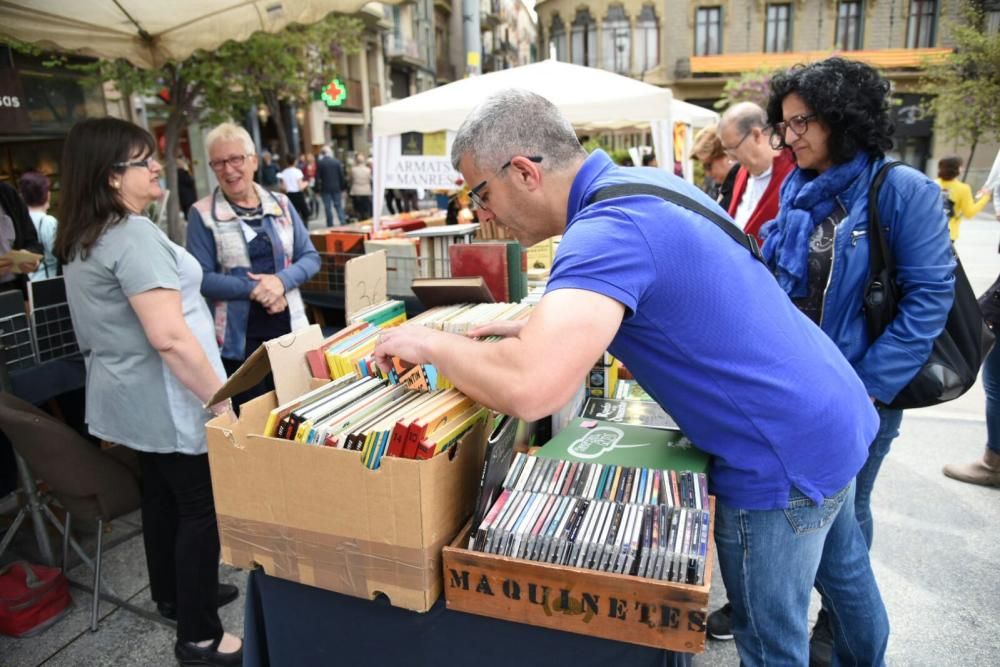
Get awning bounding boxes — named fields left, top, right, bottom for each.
left=0, top=1, right=390, bottom=69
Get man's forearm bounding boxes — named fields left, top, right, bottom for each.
left=424, top=332, right=573, bottom=421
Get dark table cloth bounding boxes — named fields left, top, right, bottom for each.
left=243, top=569, right=693, bottom=667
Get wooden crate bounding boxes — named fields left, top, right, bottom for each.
left=442, top=498, right=714, bottom=653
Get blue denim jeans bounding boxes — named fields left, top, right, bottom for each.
left=854, top=407, right=903, bottom=549
left=321, top=190, right=346, bottom=227
left=715, top=481, right=888, bottom=667
left=984, top=344, right=1000, bottom=455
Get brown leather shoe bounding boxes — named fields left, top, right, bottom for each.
left=943, top=449, right=1000, bottom=487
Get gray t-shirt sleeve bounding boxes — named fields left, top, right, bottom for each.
left=112, top=217, right=180, bottom=297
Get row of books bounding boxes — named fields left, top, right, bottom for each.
left=306, top=301, right=533, bottom=390
left=306, top=321, right=384, bottom=381
left=467, top=482, right=710, bottom=584
left=263, top=374, right=486, bottom=468
left=350, top=299, right=407, bottom=328
left=407, top=301, right=531, bottom=335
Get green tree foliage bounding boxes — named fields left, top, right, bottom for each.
left=12, top=14, right=362, bottom=241
left=715, top=67, right=779, bottom=111
left=921, top=1, right=1000, bottom=179
left=217, top=16, right=363, bottom=161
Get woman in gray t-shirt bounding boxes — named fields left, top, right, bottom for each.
left=55, top=118, right=242, bottom=667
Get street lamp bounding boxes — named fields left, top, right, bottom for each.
left=613, top=28, right=628, bottom=75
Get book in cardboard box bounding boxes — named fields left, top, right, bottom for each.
left=204, top=324, right=487, bottom=612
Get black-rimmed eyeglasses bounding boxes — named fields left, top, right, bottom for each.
left=113, top=158, right=158, bottom=170
left=722, top=130, right=752, bottom=157
left=208, top=154, right=253, bottom=172
left=768, top=113, right=818, bottom=150
left=469, top=156, right=543, bottom=211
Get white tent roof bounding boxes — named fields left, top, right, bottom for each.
left=0, top=0, right=384, bottom=69
left=374, top=60, right=717, bottom=136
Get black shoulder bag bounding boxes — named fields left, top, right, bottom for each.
left=862, top=161, right=995, bottom=409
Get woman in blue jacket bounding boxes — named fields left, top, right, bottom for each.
left=763, top=57, right=954, bottom=662
left=187, top=123, right=320, bottom=408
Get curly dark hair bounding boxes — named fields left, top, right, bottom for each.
left=766, top=57, right=894, bottom=165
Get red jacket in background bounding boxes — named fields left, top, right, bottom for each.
left=727, top=149, right=796, bottom=245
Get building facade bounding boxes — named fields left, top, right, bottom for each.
left=302, top=4, right=392, bottom=160
left=534, top=0, right=1000, bottom=179
left=482, top=0, right=538, bottom=73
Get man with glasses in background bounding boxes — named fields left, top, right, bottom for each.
left=717, top=102, right=795, bottom=245
left=186, top=122, right=319, bottom=408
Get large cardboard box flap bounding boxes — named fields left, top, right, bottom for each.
left=206, top=324, right=323, bottom=407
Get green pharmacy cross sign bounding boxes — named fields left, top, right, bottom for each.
left=321, top=79, right=348, bottom=108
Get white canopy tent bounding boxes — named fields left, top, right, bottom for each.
left=371, top=60, right=719, bottom=225
left=0, top=0, right=383, bottom=69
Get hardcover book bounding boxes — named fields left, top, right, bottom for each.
left=535, top=418, right=708, bottom=473
left=449, top=243, right=509, bottom=302
left=411, top=277, right=495, bottom=308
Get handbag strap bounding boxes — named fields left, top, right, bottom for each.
left=0, top=561, right=43, bottom=589
left=588, top=183, right=765, bottom=264
left=867, top=161, right=905, bottom=280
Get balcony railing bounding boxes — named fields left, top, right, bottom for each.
left=386, top=36, right=423, bottom=63
left=480, top=0, right=502, bottom=28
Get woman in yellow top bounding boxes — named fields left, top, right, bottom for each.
left=936, top=155, right=991, bottom=240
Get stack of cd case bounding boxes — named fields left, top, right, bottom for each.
left=467, top=453, right=710, bottom=585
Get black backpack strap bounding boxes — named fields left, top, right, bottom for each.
left=588, top=183, right=765, bottom=264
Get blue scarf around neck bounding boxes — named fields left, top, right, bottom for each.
left=761, top=151, right=870, bottom=298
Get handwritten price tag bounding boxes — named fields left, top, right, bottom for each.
left=344, top=250, right=388, bottom=320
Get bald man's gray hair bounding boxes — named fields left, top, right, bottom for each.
left=721, top=102, right=768, bottom=136
left=451, top=89, right=585, bottom=172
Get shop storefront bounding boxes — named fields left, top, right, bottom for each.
left=0, top=45, right=106, bottom=199
left=890, top=93, right=934, bottom=174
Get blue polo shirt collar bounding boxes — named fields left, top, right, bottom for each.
left=567, top=149, right=616, bottom=227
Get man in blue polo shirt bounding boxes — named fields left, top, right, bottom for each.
left=374, top=89, right=888, bottom=666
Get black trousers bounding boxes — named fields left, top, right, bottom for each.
left=351, top=195, right=372, bottom=220
left=286, top=191, right=310, bottom=223
left=137, top=451, right=223, bottom=643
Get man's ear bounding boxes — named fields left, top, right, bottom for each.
left=510, top=155, right=542, bottom=191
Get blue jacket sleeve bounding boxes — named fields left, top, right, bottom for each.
left=185, top=206, right=255, bottom=300
left=855, top=170, right=956, bottom=403
left=276, top=205, right=321, bottom=292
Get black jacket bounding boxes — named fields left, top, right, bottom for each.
left=315, top=156, right=346, bottom=194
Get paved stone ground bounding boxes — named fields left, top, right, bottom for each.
left=2, top=212, right=997, bottom=666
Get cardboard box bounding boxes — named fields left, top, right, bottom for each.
left=442, top=498, right=715, bottom=652
left=205, top=325, right=487, bottom=612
